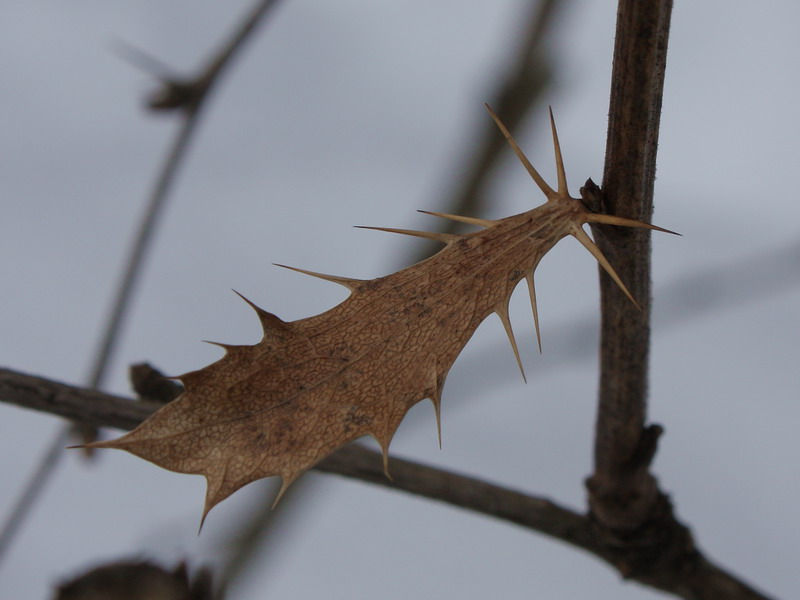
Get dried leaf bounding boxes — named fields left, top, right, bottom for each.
left=86, top=106, right=675, bottom=521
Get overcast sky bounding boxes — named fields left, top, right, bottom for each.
left=2, top=1, right=799, bottom=598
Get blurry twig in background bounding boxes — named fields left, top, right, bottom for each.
left=0, top=366, right=773, bottom=600
left=412, top=0, right=565, bottom=264
left=0, top=0, right=281, bottom=572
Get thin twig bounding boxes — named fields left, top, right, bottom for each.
left=0, top=366, right=602, bottom=557
left=0, top=367, right=776, bottom=599
left=0, top=0, right=281, bottom=567
left=90, top=0, right=282, bottom=391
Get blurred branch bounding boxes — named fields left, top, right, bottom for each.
left=0, top=366, right=775, bottom=599
left=0, top=0, right=281, bottom=570
left=135, top=0, right=281, bottom=112
left=94, top=0, right=281, bottom=392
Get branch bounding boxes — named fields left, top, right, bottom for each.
left=588, top=0, right=671, bottom=532
left=0, top=0, right=284, bottom=567
left=0, top=367, right=590, bottom=545
left=583, top=3, right=775, bottom=598
left=0, top=367, right=775, bottom=599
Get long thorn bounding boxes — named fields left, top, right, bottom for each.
left=495, top=303, right=527, bottom=383
left=584, top=213, right=680, bottom=236
left=355, top=226, right=458, bottom=244
left=548, top=106, right=569, bottom=196
left=271, top=474, right=297, bottom=509
left=525, top=273, right=543, bottom=353
left=570, top=225, right=640, bottom=309
left=484, top=104, right=557, bottom=200
left=430, top=394, right=443, bottom=449
left=377, top=439, right=393, bottom=480
left=273, top=263, right=361, bottom=292
left=417, top=210, right=495, bottom=228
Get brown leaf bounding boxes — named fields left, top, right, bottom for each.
left=86, top=106, right=675, bottom=521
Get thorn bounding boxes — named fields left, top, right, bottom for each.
left=368, top=427, right=397, bottom=480
left=427, top=365, right=445, bottom=449
left=430, top=393, right=443, bottom=449
left=203, top=341, right=227, bottom=350
left=232, top=290, right=288, bottom=333
left=417, top=210, right=495, bottom=228
left=232, top=289, right=266, bottom=315
left=548, top=106, right=569, bottom=197
left=273, top=263, right=362, bottom=292
left=200, top=480, right=223, bottom=533
left=198, top=513, right=208, bottom=535
left=584, top=213, right=681, bottom=236
left=354, top=226, right=458, bottom=244
left=484, top=103, right=557, bottom=200
left=202, top=340, right=234, bottom=351
left=378, top=440, right=393, bottom=480
left=525, top=273, right=543, bottom=353
left=570, top=224, right=640, bottom=309
left=271, top=474, right=297, bottom=509
left=495, top=302, right=527, bottom=383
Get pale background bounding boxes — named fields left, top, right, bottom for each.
left=1, top=1, right=798, bottom=598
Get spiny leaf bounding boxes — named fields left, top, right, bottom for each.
left=84, top=107, right=676, bottom=523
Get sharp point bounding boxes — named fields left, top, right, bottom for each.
left=272, top=474, right=296, bottom=509
left=571, top=225, right=640, bottom=308
left=430, top=395, right=443, bottom=449
left=495, top=303, right=527, bottom=383
left=585, top=213, right=681, bottom=236
left=548, top=106, right=569, bottom=196
left=380, top=445, right=393, bottom=481
left=354, top=225, right=457, bottom=244
left=273, top=263, right=361, bottom=291
left=417, top=210, right=495, bottom=228
left=231, top=289, right=260, bottom=311
left=202, top=340, right=233, bottom=352
left=525, top=273, right=543, bottom=353
left=484, top=103, right=557, bottom=200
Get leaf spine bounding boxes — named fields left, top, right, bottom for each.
left=232, top=289, right=287, bottom=333
left=417, top=210, right=495, bottom=228
left=569, top=224, right=639, bottom=308
left=273, top=263, right=362, bottom=292
left=548, top=106, right=569, bottom=197
left=495, top=300, right=527, bottom=383
left=584, top=213, right=681, bottom=236
left=354, top=225, right=459, bottom=245
left=485, top=103, right=557, bottom=200
left=525, top=273, right=543, bottom=353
